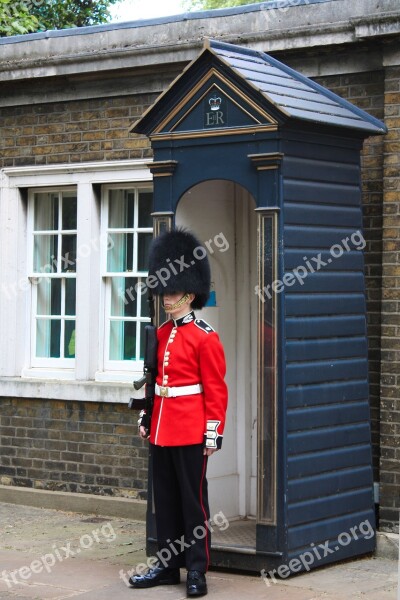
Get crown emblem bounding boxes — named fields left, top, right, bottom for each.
left=209, top=94, right=222, bottom=111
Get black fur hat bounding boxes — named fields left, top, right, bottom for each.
left=147, top=228, right=210, bottom=310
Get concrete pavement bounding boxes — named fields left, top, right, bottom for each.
left=0, top=502, right=398, bottom=600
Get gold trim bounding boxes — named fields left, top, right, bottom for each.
left=154, top=68, right=277, bottom=134
left=249, top=152, right=284, bottom=172
left=248, top=153, right=284, bottom=163
left=152, top=172, right=174, bottom=177
left=257, top=165, right=280, bottom=171
left=257, top=210, right=278, bottom=526
left=171, top=82, right=262, bottom=132
left=150, top=124, right=277, bottom=142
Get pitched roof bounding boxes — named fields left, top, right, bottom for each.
left=208, top=39, right=386, bottom=134
left=133, top=39, right=386, bottom=137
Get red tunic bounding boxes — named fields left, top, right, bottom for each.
left=149, top=312, right=228, bottom=448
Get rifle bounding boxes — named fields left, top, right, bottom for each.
left=128, top=295, right=157, bottom=437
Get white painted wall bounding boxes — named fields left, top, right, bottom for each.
left=176, top=180, right=257, bottom=520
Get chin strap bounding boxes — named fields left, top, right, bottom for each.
left=162, top=293, right=190, bottom=312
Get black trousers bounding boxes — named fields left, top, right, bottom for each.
left=151, top=443, right=211, bottom=572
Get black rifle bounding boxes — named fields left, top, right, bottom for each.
left=128, top=296, right=157, bottom=436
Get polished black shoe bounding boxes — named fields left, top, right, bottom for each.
left=186, top=570, right=208, bottom=597
left=129, top=565, right=180, bottom=588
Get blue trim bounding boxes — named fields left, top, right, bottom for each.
left=0, top=0, right=343, bottom=45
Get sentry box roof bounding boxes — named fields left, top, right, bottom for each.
left=132, top=38, right=387, bottom=138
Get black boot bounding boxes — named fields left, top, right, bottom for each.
left=186, top=570, right=208, bottom=597
left=129, top=565, right=180, bottom=588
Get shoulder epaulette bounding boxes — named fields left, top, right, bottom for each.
left=194, top=319, right=215, bottom=334
left=158, top=320, right=171, bottom=330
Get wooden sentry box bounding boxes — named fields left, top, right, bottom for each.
left=132, top=39, right=386, bottom=573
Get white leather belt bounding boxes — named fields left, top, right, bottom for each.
left=155, top=383, right=203, bottom=398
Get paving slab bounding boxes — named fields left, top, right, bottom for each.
left=0, top=502, right=398, bottom=600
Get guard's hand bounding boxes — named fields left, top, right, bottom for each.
left=203, top=448, right=218, bottom=456
left=139, top=425, right=149, bottom=439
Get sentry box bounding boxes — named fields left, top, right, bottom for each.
left=131, top=39, right=386, bottom=574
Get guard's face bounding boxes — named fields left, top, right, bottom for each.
left=163, top=292, right=195, bottom=315
left=163, top=292, right=185, bottom=309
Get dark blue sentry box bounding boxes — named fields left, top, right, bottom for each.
left=132, top=39, right=386, bottom=574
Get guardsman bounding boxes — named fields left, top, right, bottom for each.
left=129, top=228, right=228, bottom=597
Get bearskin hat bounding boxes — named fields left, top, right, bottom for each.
left=147, top=228, right=210, bottom=310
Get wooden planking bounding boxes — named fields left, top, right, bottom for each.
left=282, top=139, right=360, bottom=164
left=287, top=423, right=371, bottom=455
left=287, top=401, right=370, bottom=431
left=286, top=358, right=368, bottom=385
left=284, top=202, right=362, bottom=228
left=288, top=466, right=373, bottom=502
left=279, top=130, right=374, bottom=558
left=282, top=272, right=365, bottom=293
left=285, top=293, right=366, bottom=316
left=284, top=250, right=364, bottom=271
left=288, top=488, right=373, bottom=526
left=286, top=337, right=367, bottom=362
left=284, top=179, right=360, bottom=206
left=287, top=532, right=375, bottom=567
left=284, top=225, right=366, bottom=249
left=287, top=379, right=369, bottom=408
left=283, top=156, right=360, bottom=184
left=287, top=444, right=373, bottom=479
left=287, top=509, right=375, bottom=550
left=285, top=315, right=366, bottom=338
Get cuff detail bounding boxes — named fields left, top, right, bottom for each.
left=204, top=420, right=222, bottom=449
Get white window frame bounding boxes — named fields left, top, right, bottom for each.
left=100, top=184, right=153, bottom=374
left=0, top=159, right=153, bottom=397
left=27, top=187, right=77, bottom=370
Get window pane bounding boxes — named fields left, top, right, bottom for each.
left=64, top=320, right=76, bottom=358
left=37, top=279, right=61, bottom=316
left=139, top=321, right=147, bottom=361
left=33, top=235, right=57, bottom=273
left=109, top=321, right=137, bottom=361
left=137, top=233, right=152, bottom=272
left=140, top=282, right=150, bottom=318
left=138, top=191, right=153, bottom=228
left=111, top=277, right=137, bottom=317
left=34, top=193, right=58, bottom=231
left=62, top=194, right=77, bottom=230
left=36, top=319, right=60, bottom=358
left=107, top=233, right=133, bottom=272
left=108, top=189, right=134, bottom=229
left=65, top=278, right=76, bottom=316
left=61, top=235, right=77, bottom=272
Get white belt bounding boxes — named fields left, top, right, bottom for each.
left=155, top=383, right=203, bottom=398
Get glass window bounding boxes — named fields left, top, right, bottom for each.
left=104, top=187, right=153, bottom=365
left=31, top=190, right=77, bottom=364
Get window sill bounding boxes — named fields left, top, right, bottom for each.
left=0, top=376, right=144, bottom=404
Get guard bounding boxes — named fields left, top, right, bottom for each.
left=129, top=228, right=228, bottom=597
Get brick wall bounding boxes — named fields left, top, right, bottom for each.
left=379, top=65, right=400, bottom=533
left=0, top=93, right=156, bottom=168
left=0, top=67, right=394, bottom=523
left=315, top=71, right=385, bottom=483
left=0, top=398, right=148, bottom=499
